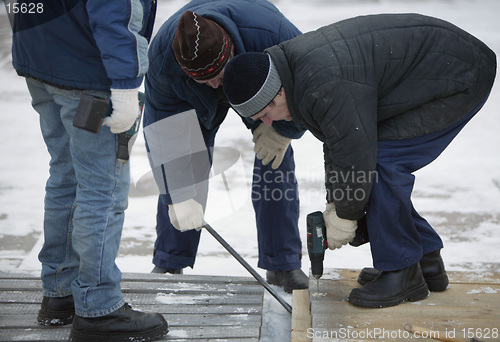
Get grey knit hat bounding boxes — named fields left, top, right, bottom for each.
left=223, top=52, right=282, bottom=117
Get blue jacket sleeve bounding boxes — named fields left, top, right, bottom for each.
left=86, top=0, right=152, bottom=89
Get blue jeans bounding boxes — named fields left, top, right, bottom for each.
left=26, top=78, right=128, bottom=317
left=366, top=95, right=489, bottom=271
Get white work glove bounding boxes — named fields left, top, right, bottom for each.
left=323, top=202, right=357, bottom=250
left=103, top=88, right=139, bottom=133
left=253, top=123, right=291, bottom=169
left=168, top=198, right=204, bottom=232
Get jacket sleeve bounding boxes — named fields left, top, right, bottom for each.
left=85, top=0, right=153, bottom=89
left=313, top=81, right=379, bottom=220
left=143, top=70, right=208, bottom=205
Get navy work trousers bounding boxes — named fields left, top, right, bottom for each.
left=366, top=96, right=489, bottom=271
left=152, top=122, right=302, bottom=272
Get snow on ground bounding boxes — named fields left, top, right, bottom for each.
left=1, top=1, right=499, bottom=341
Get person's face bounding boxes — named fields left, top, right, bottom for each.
left=250, top=88, right=292, bottom=126
left=195, top=68, right=225, bottom=89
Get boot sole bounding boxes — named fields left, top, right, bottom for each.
left=69, top=321, right=169, bottom=342
left=37, top=309, right=75, bottom=326
left=348, top=282, right=430, bottom=308
left=267, top=277, right=292, bottom=294
left=266, top=277, right=284, bottom=288
left=267, top=275, right=308, bottom=294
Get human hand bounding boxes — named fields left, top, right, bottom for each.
left=103, top=88, right=139, bottom=133
left=168, top=198, right=204, bottom=231
left=323, top=202, right=357, bottom=250
left=253, top=123, right=291, bottom=169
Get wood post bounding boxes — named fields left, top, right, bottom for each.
left=291, top=289, right=312, bottom=342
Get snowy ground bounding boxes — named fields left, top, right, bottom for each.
left=1, top=1, right=499, bottom=341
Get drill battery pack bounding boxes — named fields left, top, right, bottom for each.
left=73, top=94, right=111, bottom=133
left=73, top=92, right=145, bottom=135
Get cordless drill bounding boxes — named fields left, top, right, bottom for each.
left=73, top=92, right=145, bottom=165
left=307, top=211, right=327, bottom=281
left=306, top=211, right=370, bottom=281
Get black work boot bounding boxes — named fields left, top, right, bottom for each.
left=348, top=262, right=429, bottom=308
left=267, top=269, right=309, bottom=293
left=419, top=250, right=449, bottom=291
left=357, top=250, right=449, bottom=291
left=69, top=303, right=169, bottom=342
left=37, top=295, right=75, bottom=326
left=151, top=265, right=183, bottom=274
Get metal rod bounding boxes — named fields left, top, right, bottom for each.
left=203, top=222, right=292, bottom=313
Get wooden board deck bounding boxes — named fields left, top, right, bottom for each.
left=0, top=272, right=264, bottom=341
left=302, top=268, right=500, bottom=342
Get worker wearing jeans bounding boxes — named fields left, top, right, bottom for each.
left=11, top=1, right=168, bottom=340
left=27, top=78, right=127, bottom=316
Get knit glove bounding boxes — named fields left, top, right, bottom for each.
left=323, top=202, right=357, bottom=250
left=253, top=123, right=291, bottom=169
left=168, top=198, right=204, bottom=232
left=103, top=88, right=139, bottom=133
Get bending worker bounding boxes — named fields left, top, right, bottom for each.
left=223, top=13, right=496, bottom=307
left=143, top=0, right=308, bottom=292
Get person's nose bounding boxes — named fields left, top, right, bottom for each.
left=261, top=117, right=273, bottom=126
left=207, top=79, right=221, bottom=89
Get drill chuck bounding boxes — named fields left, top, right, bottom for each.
left=310, top=254, right=324, bottom=280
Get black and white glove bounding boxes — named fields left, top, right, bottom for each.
left=323, top=202, right=357, bottom=250
left=168, top=198, right=204, bottom=232
left=253, top=123, right=291, bottom=169
left=103, top=88, right=139, bottom=133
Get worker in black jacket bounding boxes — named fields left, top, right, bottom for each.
left=222, top=13, right=497, bottom=308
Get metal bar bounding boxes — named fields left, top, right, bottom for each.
left=203, top=223, right=292, bottom=313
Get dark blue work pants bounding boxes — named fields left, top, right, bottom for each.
left=367, top=96, right=489, bottom=271
left=152, top=123, right=302, bottom=271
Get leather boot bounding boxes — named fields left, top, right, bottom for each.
left=69, top=303, right=169, bottom=342
left=419, top=250, right=449, bottom=291
left=357, top=249, right=449, bottom=291
left=151, top=265, right=183, bottom=274
left=267, top=269, right=309, bottom=293
left=37, top=295, right=75, bottom=326
left=348, top=262, right=429, bottom=308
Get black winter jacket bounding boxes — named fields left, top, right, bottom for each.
left=266, top=13, right=496, bottom=220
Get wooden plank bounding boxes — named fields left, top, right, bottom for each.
left=309, top=269, right=500, bottom=342
left=326, top=268, right=500, bottom=285
left=0, top=302, right=261, bottom=315
left=0, top=278, right=263, bottom=295
left=0, top=272, right=264, bottom=341
left=291, top=289, right=312, bottom=342
left=0, top=312, right=262, bottom=328
left=0, top=291, right=263, bottom=306
left=0, top=326, right=262, bottom=341
left=121, top=272, right=261, bottom=285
